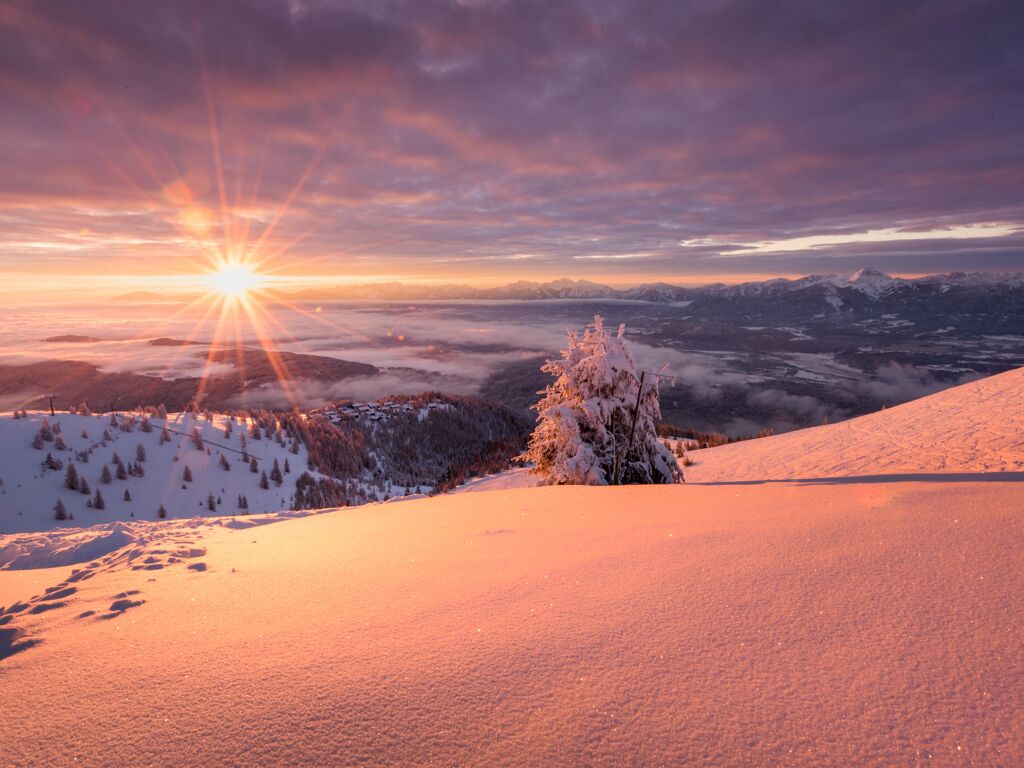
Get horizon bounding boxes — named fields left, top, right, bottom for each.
left=0, top=265, right=1001, bottom=304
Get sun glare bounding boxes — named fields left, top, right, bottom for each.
left=210, top=263, right=259, bottom=298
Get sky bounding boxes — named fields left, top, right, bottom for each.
left=1, top=0, right=1023, bottom=296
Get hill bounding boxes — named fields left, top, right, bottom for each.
left=687, top=365, right=1024, bottom=482
left=0, top=345, right=377, bottom=413
left=0, top=410, right=317, bottom=535
left=1, top=372, right=1022, bottom=765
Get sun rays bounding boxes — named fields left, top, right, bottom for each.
left=208, top=261, right=261, bottom=299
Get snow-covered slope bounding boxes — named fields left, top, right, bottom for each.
left=2, top=481, right=1022, bottom=766
left=688, top=365, right=1024, bottom=482
left=2, top=372, right=1023, bottom=765
left=0, top=411, right=313, bottom=534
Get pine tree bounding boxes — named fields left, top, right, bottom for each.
left=160, top=425, right=170, bottom=444
left=93, top=489, right=105, bottom=510
left=183, top=465, right=193, bottom=483
left=270, top=458, right=283, bottom=487
left=192, top=427, right=204, bottom=450
left=123, top=488, right=131, bottom=502
left=54, top=499, right=67, bottom=520
left=283, top=458, right=291, bottom=474
left=519, top=315, right=682, bottom=486
left=78, top=477, right=90, bottom=495
left=249, top=457, right=258, bottom=473
left=259, top=470, right=270, bottom=490
left=116, top=461, right=127, bottom=480
left=136, top=444, right=146, bottom=462
left=206, top=493, right=216, bottom=511
left=219, top=453, right=231, bottom=471
left=64, top=462, right=79, bottom=490
left=100, top=464, right=112, bottom=484
left=158, top=504, right=167, bottom=519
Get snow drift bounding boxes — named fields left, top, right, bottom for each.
left=1, top=369, right=1022, bottom=766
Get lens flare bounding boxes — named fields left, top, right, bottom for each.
left=209, top=262, right=259, bottom=298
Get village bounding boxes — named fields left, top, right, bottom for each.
left=309, top=399, right=450, bottom=425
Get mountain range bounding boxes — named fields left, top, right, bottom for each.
left=279, top=268, right=1024, bottom=334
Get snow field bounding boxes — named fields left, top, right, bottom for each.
left=0, top=411, right=316, bottom=535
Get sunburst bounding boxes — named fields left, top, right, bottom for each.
left=208, top=261, right=261, bottom=300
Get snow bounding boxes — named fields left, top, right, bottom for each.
left=1, top=370, right=1023, bottom=765
left=0, top=411, right=318, bottom=535
left=687, top=365, right=1024, bottom=482
left=453, top=466, right=538, bottom=493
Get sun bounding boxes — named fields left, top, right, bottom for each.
left=209, top=262, right=260, bottom=299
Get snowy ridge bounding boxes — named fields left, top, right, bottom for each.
left=688, top=365, right=1024, bottom=482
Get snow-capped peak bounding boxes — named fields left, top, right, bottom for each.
left=834, top=267, right=902, bottom=297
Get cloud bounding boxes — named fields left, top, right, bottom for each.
left=855, top=362, right=981, bottom=404
left=0, top=0, right=1022, bottom=287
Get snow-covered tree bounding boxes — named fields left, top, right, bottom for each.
left=64, top=463, right=79, bottom=490
left=100, top=464, right=112, bottom=484
left=54, top=499, right=67, bottom=520
left=519, top=315, right=682, bottom=486
left=183, top=465, right=193, bottom=483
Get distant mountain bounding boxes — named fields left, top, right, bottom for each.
left=285, top=270, right=1024, bottom=333
left=42, top=335, right=105, bottom=344
left=481, top=278, right=618, bottom=300
left=0, top=345, right=378, bottom=413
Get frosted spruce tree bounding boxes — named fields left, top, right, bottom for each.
left=520, top=315, right=683, bottom=485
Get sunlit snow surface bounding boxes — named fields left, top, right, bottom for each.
left=1, top=369, right=1023, bottom=766
left=686, top=365, right=1024, bottom=482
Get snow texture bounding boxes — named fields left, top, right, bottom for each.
left=687, top=365, right=1024, bottom=483
left=1, top=370, right=1022, bottom=765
